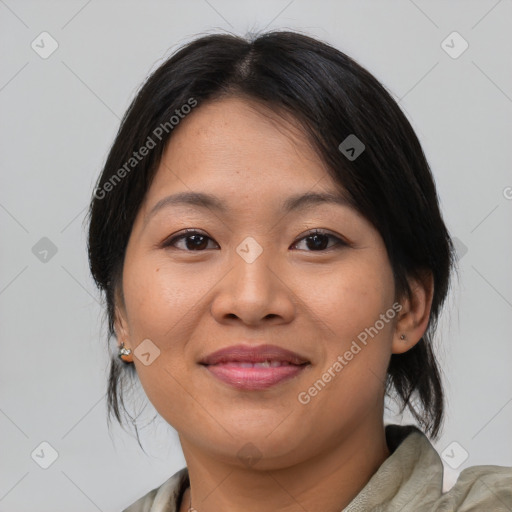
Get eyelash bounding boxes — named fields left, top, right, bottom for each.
left=161, top=228, right=348, bottom=252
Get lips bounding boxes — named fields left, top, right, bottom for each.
left=200, top=344, right=310, bottom=391
left=199, top=344, right=309, bottom=366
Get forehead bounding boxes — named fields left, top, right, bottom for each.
left=147, top=96, right=338, bottom=199
left=172, top=95, right=312, bottom=150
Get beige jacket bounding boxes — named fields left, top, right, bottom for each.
left=122, top=425, right=512, bottom=511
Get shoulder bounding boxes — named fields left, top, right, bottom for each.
left=122, top=467, right=189, bottom=512
left=434, top=464, right=512, bottom=511
left=344, top=425, right=512, bottom=511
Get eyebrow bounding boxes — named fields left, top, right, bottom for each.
left=145, top=190, right=352, bottom=226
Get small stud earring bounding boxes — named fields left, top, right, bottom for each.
left=399, top=334, right=406, bottom=340
left=118, top=341, right=133, bottom=363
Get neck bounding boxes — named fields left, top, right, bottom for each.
left=178, top=422, right=390, bottom=512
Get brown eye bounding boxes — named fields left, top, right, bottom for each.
left=163, top=230, right=219, bottom=251
left=162, top=228, right=347, bottom=252
left=291, top=229, right=347, bottom=251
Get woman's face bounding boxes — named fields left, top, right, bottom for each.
left=116, top=96, right=401, bottom=468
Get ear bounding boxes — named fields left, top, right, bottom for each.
left=392, top=269, right=434, bottom=354
left=113, top=287, right=132, bottom=351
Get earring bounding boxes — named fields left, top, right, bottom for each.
left=118, top=341, right=133, bottom=363
left=399, top=334, right=406, bottom=340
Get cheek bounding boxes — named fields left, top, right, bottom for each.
left=121, top=253, right=202, bottom=418
left=303, top=251, right=395, bottom=346
left=122, top=251, right=208, bottom=341
left=301, top=251, right=396, bottom=399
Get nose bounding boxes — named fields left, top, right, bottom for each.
left=210, top=243, right=296, bottom=327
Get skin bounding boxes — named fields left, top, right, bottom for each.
left=115, top=96, right=434, bottom=512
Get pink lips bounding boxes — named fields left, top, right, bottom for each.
left=200, top=344, right=310, bottom=390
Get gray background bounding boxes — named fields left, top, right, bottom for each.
left=1, top=0, right=511, bottom=510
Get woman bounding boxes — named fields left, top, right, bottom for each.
left=87, top=31, right=512, bottom=511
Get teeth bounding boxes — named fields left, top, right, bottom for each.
left=252, top=360, right=291, bottom=368
left=227, top=360, right=292, bottom=368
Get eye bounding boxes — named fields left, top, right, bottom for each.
left=162, top=229, right=219, bottom=251
left=291, top=229, right=347, bottom=252
left=161, top=228, right=347, bottom=252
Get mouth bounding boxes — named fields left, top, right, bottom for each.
left=199, top=344, right=311, bottom=390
